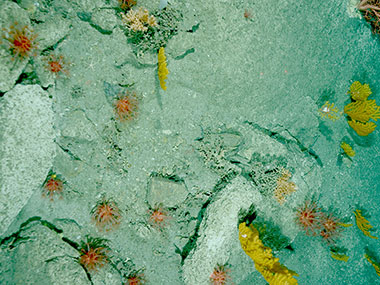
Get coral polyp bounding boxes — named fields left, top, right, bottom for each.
left=78, top=236, right=110, bottom=271
left=114, top=91, right=139, bottom=122
left=91, top=197, right=122, bottom=231
left=295, top=201, right=322, bottom=236
left=209, top=264, right=231, bottom=285
left=44, top=54, right=69, bottom=77
left=42, top=171, right=64, bottom=200
left=148, top=206, right=171, bottom=229
left=2, top=22, right=37, bottom=60
left=319, top=213, right=342, bottom=244
left=125, top=272, right=145, bottom=285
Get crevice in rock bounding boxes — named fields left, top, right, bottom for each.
left=244, top=121, right=323, bottom=167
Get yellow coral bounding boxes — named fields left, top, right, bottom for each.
left=239, top=223, right=298, bottom=285
left=344, top=99, right=380, bottom=122
left=365, top=254, right=380, bottom=277
left=354, top=210, right=378, bottom=239
left=274, top=168, right=297, bottom=205
left=348, top=81, right=372, bottom=101
left=319, top=101, right=341, bottom=121
left=121, top=7, right=157, bottom=32
left=348, top=120, right=377, bottom=136
left=331, top=251, right=349, bottom=262
left=158, top=47, right=169, bottom=90
left=340, top=142, right=355, bottom=157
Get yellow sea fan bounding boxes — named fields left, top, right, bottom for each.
left=319, top=101, right=341, bottom=121
left=344, top=100, right=380, bottom=122
left=340, top=142, right=355, bottom=157
left=354, top=209, right=378, bottom=239
left=348, top=120, right=377, bottom=136
left=238, top=223, right=299, bottom=285
left=158, top=47, right=169, bottom=90
left=348, top=81, right=372, bottom=101
left=331, top=252, right=349, bottom=262
left=274, top=168, right=297, bottom=205
left=365, top=254, right=380, bottom=277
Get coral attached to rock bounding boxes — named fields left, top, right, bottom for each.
left=238, top=223, right=299, bottom=284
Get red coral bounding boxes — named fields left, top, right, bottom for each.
left=295, top=201, right=323, bottom=236
left=79, top=237, right=110, bottom=271
left=114, top=91, right=139, bottom=122
left=91, top=197, right=122, bottom=231
left=44, top=54, right=70, bottom=77
left=42, top=172, right=64, bottom=201
left=210, top=264, right=231, bottom=285
left=1, top=22, right=38, bottom=60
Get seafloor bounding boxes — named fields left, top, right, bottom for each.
left=0, top=0, right=379, bottom=284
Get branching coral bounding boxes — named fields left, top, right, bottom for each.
left=273, top=168, right=297, bottom=205
left=318, top=101, right=341, bottom=121
left=358, top=0, right=380, bottom=34
left=340, top=142, right=355, bottom=157
left=354, top=209, right=378, bottom=239
left=345, top=81, right=380, bottom=136
left=121, top=7, right=157, bottom=32
left=238, top=223, right=299, bottom=284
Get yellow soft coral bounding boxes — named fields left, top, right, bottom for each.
left=274, top=168, right=297, bottom=205
left=354, top=209, right=378, bottom=239
left=348, top=81, right=372, bottom=101
left=331, top=251, right=349, bottom=262
left=365, top=254, right=380, bottom=277
left=158, top=47, right=169, bottom=90
left=344, top=99, right=380, bottom=122
left=318, top=101, right=341, bottom=121
left=340, top=142, right=355, bottom=157
left=239, top=223, right=298, bottom=285
left=348, top=120, right=377, bottom=136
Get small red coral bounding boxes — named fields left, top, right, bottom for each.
left=44, top=54, right=69, bottom=76
left=125, top=272, right=145, bottom=285
left=2, top=22, right=37, bottom=60
left=148, top=206, right=171, bottom=229
left=42, top=172, right=64, bottom=200
left=319, top=212, right=342, bottom=244
left=91, top=197, right=122, bottom=231
left=210, top=264, right=231, bottom=285
left=295, top=201, right=322, bottom=236
left=114, top=91, right=139, bottom=122
left=79, top=237, right=110, bottom=271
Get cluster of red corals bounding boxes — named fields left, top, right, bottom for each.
left=91, top=197, right=122, bottom=231
left=1, top=22, right=38, bottom=60
left=358, top=0, right=380, bottom=34
left=209, top=264, right=231, bottom=285
left=78, top=236, right=110, bottom=271
left=42, top=171, right=65, bottom=201
left=295, top=200, right=345, bottom=244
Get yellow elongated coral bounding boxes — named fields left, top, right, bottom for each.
left=344, top=99, right=380, bottom=122
left=348, top=120, right=377, bottom=136
left=238, top=223, right=298, bottom=285
left=319, top=101, right=341, bottom=121
left=365, top=254, right=380, bottom=277
left=331, top=251, right=349, bottom=262
left=354, top=209, right=378, bottom=239
left=348, top=81, right=372, bottom=101
left=340, top=142, right=355, bottom=157
left=158, top=47, right=169, bottom=91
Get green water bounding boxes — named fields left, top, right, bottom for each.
left=0, top=0, right=379, bottom=284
